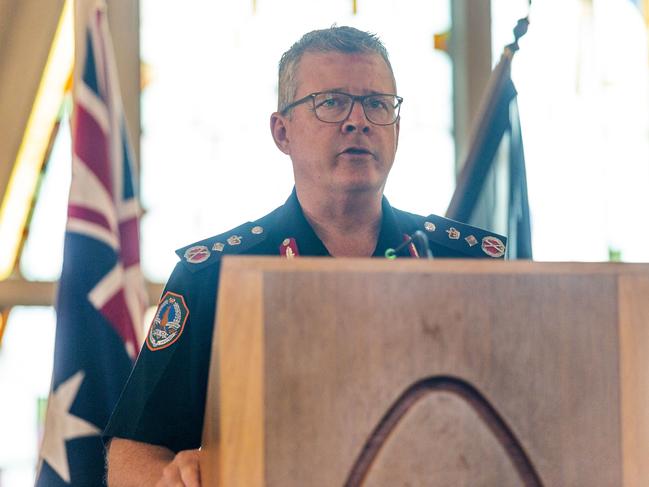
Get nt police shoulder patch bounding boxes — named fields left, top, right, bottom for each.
left=146, top=291, right=189, bottom=351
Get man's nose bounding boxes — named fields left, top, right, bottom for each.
left=342, top=101, right=370, bottom=133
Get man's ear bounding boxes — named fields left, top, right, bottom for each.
left=270, top=112, right=291, bottom=155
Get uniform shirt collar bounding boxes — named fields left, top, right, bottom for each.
left=373, top=196, right=411, bottom=257
left=272, top=188, right=330, bottom=256
left=271, top=188, right=409, bottom=258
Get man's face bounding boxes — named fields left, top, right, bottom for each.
left=271, top=51, right=400, bottom=197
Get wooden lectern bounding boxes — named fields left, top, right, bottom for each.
left=201, top=257, right=649, bottom=486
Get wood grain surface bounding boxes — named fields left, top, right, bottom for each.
left=619, top=275, right=649, bottom=486
left=346, top=377, right=541, bottom=486
left=201, top=258, right=649, bottom=486
left=201, top=268, right=264, bottom=487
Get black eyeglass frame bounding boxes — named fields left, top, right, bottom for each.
left=280, top=91, right=404, bottom=126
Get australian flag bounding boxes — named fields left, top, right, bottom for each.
left=35, top=3, right=146, bottom=486
left=446, top=19, right=533, bottom=259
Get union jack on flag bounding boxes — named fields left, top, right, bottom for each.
left=36, top=2, right=146, bottom=485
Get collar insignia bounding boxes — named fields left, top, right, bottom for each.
left=280, top=237, right=299, bottom=258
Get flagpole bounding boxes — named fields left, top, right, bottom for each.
left=446, top=17, right=529, bottom=221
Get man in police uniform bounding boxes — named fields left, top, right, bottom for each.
left=105, top=26, right=507, bottom=486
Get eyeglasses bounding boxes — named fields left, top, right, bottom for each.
left=280, top=91, right=403, bottom=126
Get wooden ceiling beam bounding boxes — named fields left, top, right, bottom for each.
left=0, top=0, right=66, bottom=205
left=0, top=279, right=164, bottom=308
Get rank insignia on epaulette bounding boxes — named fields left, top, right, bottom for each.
left=419, top=213, right=507, bottom=259
left=184, top=245, right=210, bottom=264
left=465, top=235, right=478, bottom=247
left=146, top=292, right=189, bottom=351
left=424, top=221, right=436, bottom=232
left=446, top=227, right=461, bottom=240
left=481, top=236, right=506, bottom=258
left=227, top=235, right=242, bottom=246
left=177, top=221, right=269, bottom=271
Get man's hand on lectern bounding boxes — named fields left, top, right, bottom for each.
left=107, top=438, right=202, bottom=487
left=155, top=449, right=201, bottom=487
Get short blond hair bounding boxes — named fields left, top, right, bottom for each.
left=277, top=26, right=395, bottom=113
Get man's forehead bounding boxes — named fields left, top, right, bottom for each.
left=294, top=50, right=396, bottom=93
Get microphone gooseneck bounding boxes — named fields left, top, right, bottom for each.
left=411, top=230, right=433, bottom=259
left=385, top=230, right=433, bottom=259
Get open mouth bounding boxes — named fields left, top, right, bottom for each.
left=342, top=147, right=372, bottom=155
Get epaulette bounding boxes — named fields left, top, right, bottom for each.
left=175, top=221, right=268, bottom=272
left=417, top=214, right=508, bottom=259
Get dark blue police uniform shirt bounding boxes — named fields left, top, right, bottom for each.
left=104, top=189, right=507, bottom=452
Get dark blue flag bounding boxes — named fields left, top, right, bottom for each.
left=446, top=20, right=533, bottom=259
left=35, top=3, right=146, bottom=485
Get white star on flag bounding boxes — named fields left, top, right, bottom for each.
left=38, top=371, right=101, bottom=483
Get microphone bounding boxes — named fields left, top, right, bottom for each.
left=411, top=230, right=433, bottom=259
left=384, top=230, right=434, bottom=259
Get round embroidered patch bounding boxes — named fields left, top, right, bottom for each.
left=146, top=292, right=189, bottom=351
left=184, top=245, right=210, bottom=264
left=481, top=236, right=506, bottom=258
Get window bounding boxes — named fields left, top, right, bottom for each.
left=0, top=307, right=55, bottom=486
left=140, top=0, right=454, bottom=281
left=493, top=0, right=649, bottom=261
left=20, top=108, right=71, bottom=281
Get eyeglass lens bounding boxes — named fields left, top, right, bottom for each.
left=313, top=93, right=399, bottom=125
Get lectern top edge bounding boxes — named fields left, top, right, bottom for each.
left=219, top=255, right=649, bottom=276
